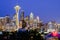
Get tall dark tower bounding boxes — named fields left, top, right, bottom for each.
left=20, top=10, right=24, bottom=20
left=22, top=20, right=26, bottom=28
left=20, top=10, right=27, bottom=28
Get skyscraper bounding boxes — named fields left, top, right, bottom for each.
left=30, top=12, right=34, bottom=27
left=36, top=16, right=40, bottom=23
left=33, top=19, right=37, bottom=27
left=5, top=16, right=11, bottom=23
left=30, top=12, right=34, bottom=20
left=0, top=20, right=3, bottom=31
left=24, top=16, right=29, bottom=27
left=20, top=10, right=24, bottom=20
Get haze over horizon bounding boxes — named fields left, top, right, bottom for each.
left=0, top=0, right=60, bottom=23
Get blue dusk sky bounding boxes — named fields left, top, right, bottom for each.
left=0, top=0, right=60, bottom=23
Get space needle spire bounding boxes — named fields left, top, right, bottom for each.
left=14, top=0, right=21, bottom=29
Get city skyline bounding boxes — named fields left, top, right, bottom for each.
left=0, top=0, right=60, bottom=23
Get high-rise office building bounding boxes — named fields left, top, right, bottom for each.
left=20, top=10, right=26, bottom=28
left=20, top=10, right=24, bottom=20
left=36, top=16, right=40, bottom=23
left=5, top=16, right=11, bottom=23
left=57, top=24, right=60, bottom=32
left=30, top=12, right=34, bottom=20
left=24, top=16, right=29, bottom=27
left=24, top=16, right=29, bottom=22
left=22, top=20, right=26, bottom=28
left=13, top=14, right=17, bottom=25
left=33, top=19, right=37, bottom=27
left=0, top=20, right=3, bottom=31
left=19, top=20, right=22, bottom=28
left=30, top=12, right=34, bottom=27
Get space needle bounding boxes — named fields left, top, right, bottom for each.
left=14, top=5, right=21, bottom=30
